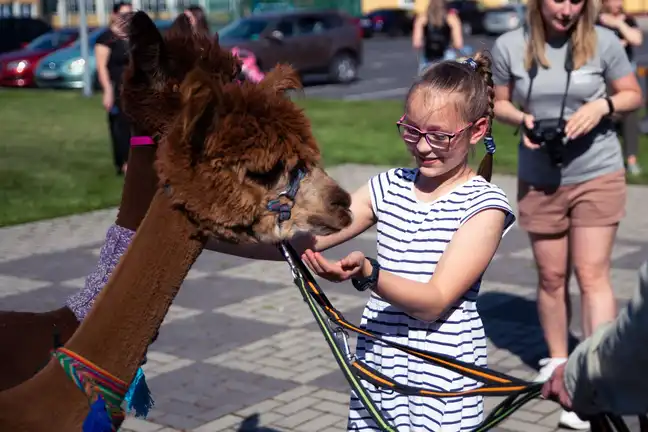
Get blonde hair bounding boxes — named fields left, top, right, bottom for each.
left=524, top=0, right=600, bottom=70
left=406, top=51, right=495, bottom=181
left=426, top=0, right=447, bottom=27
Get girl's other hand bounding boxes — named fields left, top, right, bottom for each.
left=565, top=99, right=608, bottom=139
left=520, top=114, right=540, bottom=149
left=302, top=250, right=365, bottom=282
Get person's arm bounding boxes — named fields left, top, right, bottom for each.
left=95, top=33, right=112, bottom=98
left=205, top=183, right=376, bottom=261
left=601, top=29, right=643, bottom=115
left=446, top=10, right=464, bottom=51
left=490, top=36, right=526, bottom=127
left=617, top=16, right=643, bottom=47
left=360, top=190, right=514, bottom=322
left=563, top=260, right=648, bottom=415
left=412, top=13, right=428, bottom=50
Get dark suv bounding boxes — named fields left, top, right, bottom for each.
left=0, top=17, right=52, bottom=54
left=217, top=9, right=363, bottom=84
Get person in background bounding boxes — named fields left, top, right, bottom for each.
left=541, top=259, right=648, bottom=417
left=184, top=5, right=211, bottom=37
left=411, top=0, right=463, bottom=75
left=95, top=1, right=133, bottom=176
left=491, top=0, right=642, bottom=427
left=598, top=0, right=643, bottom=176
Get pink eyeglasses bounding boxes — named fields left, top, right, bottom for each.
left=396, top=115, right=473, bottom=151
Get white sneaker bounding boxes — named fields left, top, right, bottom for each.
left=534, top=358, right=590, bottom=430
left=559, top=410, right=591, bottom=430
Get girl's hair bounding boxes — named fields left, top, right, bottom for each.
left=525, top=0, right=599, bottom=70
left=186, top=5, right=211, bottom=37
left=405, top=51, right=495, bottom=182
left=426, top=0, right=447, bottom=27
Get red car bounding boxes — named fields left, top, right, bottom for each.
left=0, top=28, right=80, bottom=87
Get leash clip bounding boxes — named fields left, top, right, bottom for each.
left=331, top=322, right=354, bottom=362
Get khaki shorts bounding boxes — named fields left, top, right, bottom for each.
left=517, top=169, right=627, bottom=235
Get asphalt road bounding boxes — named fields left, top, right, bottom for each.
left=303, top=32, right=648, bottom=102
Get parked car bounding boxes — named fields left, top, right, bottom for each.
left=483, top=4, right=526, bottom=35
left=34, top=20, right=172, bottom=90
left=447, top=0, right=486, bottom=35
left=0, top=28, right=80, bottom=87
left=0, top=17, right=52, bottom=55
left=217, top=9, right=363, bottom=84
left=365, top=8, right=414, bottom=37
left=351, top=15, right=374, bottom=38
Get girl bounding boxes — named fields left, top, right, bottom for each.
left=491, top=0, right=641, bottom=427
left=412, top=0, right=464, bottom=75
left=208, top=51, right=516, bottom=431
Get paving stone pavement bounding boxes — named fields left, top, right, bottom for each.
left=1, top=165, right=646, bottom=432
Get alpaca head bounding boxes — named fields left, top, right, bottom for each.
left=120, top=12, right=352, bottom=243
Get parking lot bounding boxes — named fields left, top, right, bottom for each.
left=303, top=30, right=648, bottom=102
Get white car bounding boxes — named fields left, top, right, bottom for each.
left=483, top=4, right=526, bottom=35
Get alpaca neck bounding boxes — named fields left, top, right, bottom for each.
left=64, top=188, right=205, bottom=382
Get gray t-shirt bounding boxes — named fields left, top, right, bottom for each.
left=491, top=26, right=633, bottom=186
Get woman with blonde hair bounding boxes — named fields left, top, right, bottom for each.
left=411, top=0, right=463, bottom=74
left=491, top=0, right=642, bottom=428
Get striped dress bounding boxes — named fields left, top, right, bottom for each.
left=347, top=168, right=516, bottom=432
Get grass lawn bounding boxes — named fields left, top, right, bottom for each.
left=1, top=88, right=647, bottom=227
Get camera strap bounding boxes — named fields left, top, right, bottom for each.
left=516, top=34, right=574, bottom=133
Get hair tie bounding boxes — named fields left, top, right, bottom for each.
left=484, top=136, right=496, bottom=154
left=463, top=58, right=477, bottom=70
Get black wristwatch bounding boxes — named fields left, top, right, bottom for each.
left=352, top=257, right=380, bottom=292
left=604, top=97, right=615, bottom=115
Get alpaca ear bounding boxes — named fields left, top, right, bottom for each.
left=165, top=11, right=194, bottom=41
left=127, top=11, right=167, bottom=78
left=178, top=68, right=218, bottom=157
left=260, top=64, right=302, bottom=95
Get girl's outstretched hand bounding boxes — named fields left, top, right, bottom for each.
left=302, top=249, right=366, bottom=282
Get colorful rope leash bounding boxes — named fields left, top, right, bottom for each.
left=277, top=241, right=637, bottom=432
left=52, top=347, right=154, bottom=432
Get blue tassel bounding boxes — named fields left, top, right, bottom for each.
left=124, top=367, right=154, bottom=418
left=83, top=396, right=113, bottom=432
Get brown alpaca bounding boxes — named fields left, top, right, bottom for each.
left=0, top=14, right=222, bottom=392
left=0, top=12, right=352, bottom=430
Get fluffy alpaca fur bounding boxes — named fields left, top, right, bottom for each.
left=0, top=12, right=236, bottom=392
left=0, top=11, right=352, bottom=431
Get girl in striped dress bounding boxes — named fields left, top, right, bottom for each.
left=300, top=52, right=516, bottom=431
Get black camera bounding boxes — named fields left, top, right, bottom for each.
left=522, top=118, right=567, bottom=166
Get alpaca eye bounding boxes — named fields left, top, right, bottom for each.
left=247, top=161, right=284, bottom=186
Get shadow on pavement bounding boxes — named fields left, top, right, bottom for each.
left=236, top=413, right=282, bottom=432
left=478, top=291, right=582, bottom=371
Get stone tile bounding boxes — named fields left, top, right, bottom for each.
left=214, top=287, right=367, bottom=328
left=204, top=328, right=358, bottom=384
left=0, top=208, right=116, bottom=263
left=0, top=283, right=74, bottom=312
left=0, top=274, right=52, bottom=299
left=120, top=417, right=173, bottom=432
left=0, top=246, right=101, bottom=282
left=151, top=309, right=289, bottom=361
left=171, top=275, right=288, bottom=312
left=146, top=362, right=297, bottom=428
left=161, top=305, right=203, bottom=326
left=143, top=351, right=195, bottom=380
left=200, top=386, right=350, bottom=432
